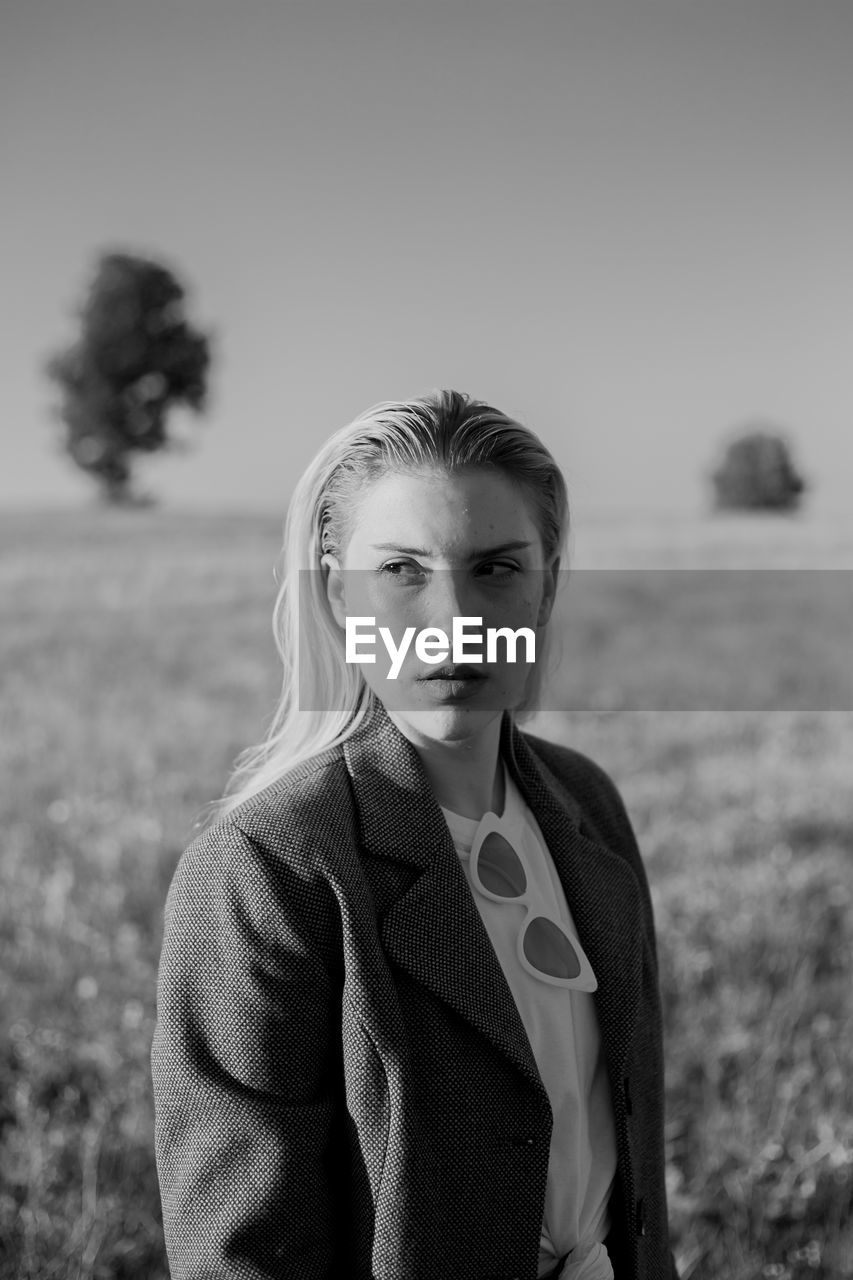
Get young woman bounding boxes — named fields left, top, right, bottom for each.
left=152, top=390, right=678, bottom=1280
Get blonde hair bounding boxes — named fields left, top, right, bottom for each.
left=210, top=389, right=569, bottom=823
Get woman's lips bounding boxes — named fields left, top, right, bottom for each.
left=416, top=665, right=488, bottom=701
left=419, top=665, right=486, bottom=682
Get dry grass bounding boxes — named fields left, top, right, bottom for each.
left=1, top=506, right=851, bottom=1279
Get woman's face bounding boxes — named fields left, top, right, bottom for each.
left=323, top=467, right=560, bottom=748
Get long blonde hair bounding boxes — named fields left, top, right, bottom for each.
left=210, top=390, right=570, bottom=823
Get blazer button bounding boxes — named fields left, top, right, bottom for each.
left=636, top=1198, right=646, bottom=1237
left=510, top=1134, right=536, bottom=1148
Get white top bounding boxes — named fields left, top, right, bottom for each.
left=441, top=765, right=617, bottom=1280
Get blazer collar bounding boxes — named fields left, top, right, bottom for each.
left=343, top=701, right=644, bottom=1089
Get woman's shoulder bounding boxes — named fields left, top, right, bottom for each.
left=520, top=728, right=630, bottom=817
left=518, top=727, right=657, bottom=926
left=163, top=745, right=356, bottom=954
left=518, top=726, right=646, bottom=862
left=179, top=743, right=358, bottom=885
left=224, top=743, right=357, bottom=850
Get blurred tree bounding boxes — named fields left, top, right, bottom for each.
left=46, top=251, right=211, bottom=504
left=711, top=427, right=807, bottom=513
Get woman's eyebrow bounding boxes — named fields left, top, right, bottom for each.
left=369, top=540, right=533, bottom=558
left=370, top=543, right=432, bottom=556
left=467, top=540, right=533, bottom=559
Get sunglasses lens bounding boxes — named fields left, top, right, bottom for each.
left=476, top=831, right=527, bottom=898
left=523, top=917, right=582, bottom=980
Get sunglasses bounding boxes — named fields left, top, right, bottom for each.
left=469, top=813, right=598, bottom=992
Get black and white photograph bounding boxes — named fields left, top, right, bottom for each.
left=2, top=3, right=852, bottom=1278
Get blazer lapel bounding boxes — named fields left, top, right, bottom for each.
left=503, top=720, right=645, bottom=1083
left=343, top=702, right=546, bottom=1096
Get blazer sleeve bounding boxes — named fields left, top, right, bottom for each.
left=151, top=817, right=342, bottom=1279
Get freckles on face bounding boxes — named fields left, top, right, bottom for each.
left=340, top=467, right=549, bottom=571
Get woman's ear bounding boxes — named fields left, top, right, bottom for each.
left=537, top=554, right=562, bottom=627
left=321, top=552, right=347, bottom=630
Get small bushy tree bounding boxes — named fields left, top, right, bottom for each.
left=711, top=427, right=806, bottom=513
left=47, top=251, right=211, bottom=504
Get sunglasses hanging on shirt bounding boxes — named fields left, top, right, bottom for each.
left=468, top=813, right=598, bottom=992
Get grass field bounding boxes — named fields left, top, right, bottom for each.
left=1, top=506, right=851, bottom=1279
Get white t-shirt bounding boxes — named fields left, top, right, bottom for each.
left=441, top=765, right=617, bottom=1279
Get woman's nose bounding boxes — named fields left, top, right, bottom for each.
left=425, top=570, right=478, bottom=632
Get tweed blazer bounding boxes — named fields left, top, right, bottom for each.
left=152, top=703, right=678, bottom=1280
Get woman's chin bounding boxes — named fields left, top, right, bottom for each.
left=385, top=703, right=503, bottom=748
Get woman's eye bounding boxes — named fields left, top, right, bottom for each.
left=477, top=561, right=520, bottom=580
left=378, top=560, right=425, bottom=581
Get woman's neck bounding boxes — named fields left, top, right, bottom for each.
left=389, top=712, right=505, bottom=819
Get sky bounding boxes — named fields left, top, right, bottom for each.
left=2, top=0, right=852, bottom=520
